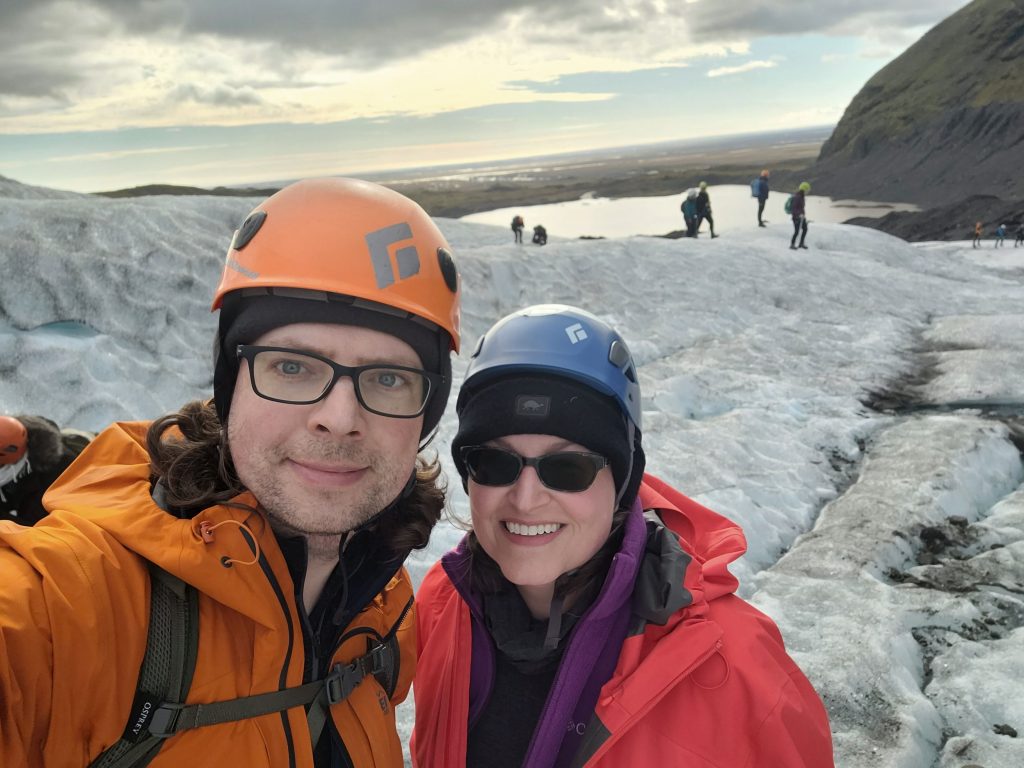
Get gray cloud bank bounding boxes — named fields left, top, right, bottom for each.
left=0, top=0, right=974, bottom=107
left=682, top=0, right=970, bottom=39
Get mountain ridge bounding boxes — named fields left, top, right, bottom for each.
left=812, top=0, right=1024, bottom=207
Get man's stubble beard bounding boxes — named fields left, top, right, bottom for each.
left=241, top=442, right=409, bottom=561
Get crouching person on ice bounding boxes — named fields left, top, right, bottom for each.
left=412, top=304, right=834, bottom=768
left=0, top=178, right=461, bottom=767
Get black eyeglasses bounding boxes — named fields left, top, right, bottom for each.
left=460, top=445, right=609, bottom=493
left=237, top=345, right=441, bottom=418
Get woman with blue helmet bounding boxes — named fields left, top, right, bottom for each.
left=412, top=305, right=833, bottom=768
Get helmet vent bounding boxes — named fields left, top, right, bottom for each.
left=608, top=339, right=633, bottom=372
left=231, top=211, right=267, bottom=251
left=437, top=247, right=458, bottom=293
left=471, top=334, right=485, bottom=358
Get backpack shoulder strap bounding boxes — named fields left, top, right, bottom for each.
left=91, top=567, right=411, bottom=766
left=89, top=562, right=200, bottom=768
left=153, top=595, right=414, bottom=746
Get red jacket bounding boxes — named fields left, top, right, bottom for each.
left=413, top=473, right=834, bottom=767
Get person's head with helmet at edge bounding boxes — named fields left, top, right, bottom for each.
left=0, top=416, right=31, bottom=510
left=0, top=414, right=91, bottom=525
left=0, top=415, right=28, bottom=471
left=412, top=304, right=835, bottom=768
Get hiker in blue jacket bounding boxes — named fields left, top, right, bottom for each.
left=681, top=190, right=699, bottom=238
left=755, top=170, right=770, bottom=227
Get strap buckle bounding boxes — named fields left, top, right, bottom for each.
left=324, top=661, right=365, bottom=705
left=365, top=642, right=389, bottom=676
left=324, top=644, right=389, bottom=705
left=147, top=702, right=185, bottom=739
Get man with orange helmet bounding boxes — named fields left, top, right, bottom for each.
left=0, top=414, right=90, bottom=525
left=0, top=178, right=460, bottom=767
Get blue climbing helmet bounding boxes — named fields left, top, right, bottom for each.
left=459, top=304, right=641, bottom=428
left=454, top=304, right=644, bottom=506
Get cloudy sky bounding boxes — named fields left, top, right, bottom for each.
left=0, top=0, right=972, bottom=192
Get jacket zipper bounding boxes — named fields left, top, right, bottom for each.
left=240, top=525, right=300, bottom=768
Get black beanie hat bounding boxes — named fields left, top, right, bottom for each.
left=213, top=291, right=450, bottom=438
left=451, top=374, right=645, bottom=508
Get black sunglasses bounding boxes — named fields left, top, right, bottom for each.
left=460, top=445, right=609, bottom=493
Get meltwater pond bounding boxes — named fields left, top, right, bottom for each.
left=461, top=185, right=919, bottom=240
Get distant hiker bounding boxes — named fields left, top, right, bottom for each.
left=753, top=169, right=770, bottom=227
left=681, top=188, right=699, bottom=237
left=994, top=224, right=1006, bottom=247
left=973, top=221, right=983, bottom=248
left=1015, top=223, right=1024, bottom=247
left=789, top=181, right=810, bottom=250
left=695, top=181, right=718, bottom=238
left=532, top=224, right=548, bottom=245
left=512, top=214, right=525, bottom=243
left=0, top=414, right=91, bottom=526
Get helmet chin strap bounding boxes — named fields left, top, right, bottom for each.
left=613, top=419, right=636, bottom=508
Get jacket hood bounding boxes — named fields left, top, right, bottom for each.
left=39, top=421, right=283, bottom=626
left=599, top=473, right=746, bottom=695
left=637, top=473, right=746, bottom=604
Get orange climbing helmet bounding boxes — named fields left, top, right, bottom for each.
left=212, top=177, right=460, bottom=350
left=211, top=178, right=461, bottom=435
left=0, top=416, right=27, bottom=466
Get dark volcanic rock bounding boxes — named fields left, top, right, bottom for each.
left=846, top=195, right=1024, bottom=242
left=811, top=0, right=1024, bottom=208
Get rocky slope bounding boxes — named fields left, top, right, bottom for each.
left=847, top=195, right=1023, bottom=242
left=812, top=0, right=1024, bottom=208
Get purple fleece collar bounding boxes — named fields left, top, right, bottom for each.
left=441, top=500, right=647, bottom=765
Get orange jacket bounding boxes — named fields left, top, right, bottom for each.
left=0, top=421, right=415, bottom=767
left=412, top=473, right=834, bottom=767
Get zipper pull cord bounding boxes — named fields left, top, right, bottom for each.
left=195, top=519, right=262, bottom=568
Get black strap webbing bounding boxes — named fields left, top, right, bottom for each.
left=89, top=563, right=199, bottom=768
left=147, top=644, right=389, bottom=743
left=89, top=562, right=395, bottom=768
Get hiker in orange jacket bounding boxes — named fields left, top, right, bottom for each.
left=0, top=178, right=460, bottom=767
left=412, top=305, right=833, bottom=767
